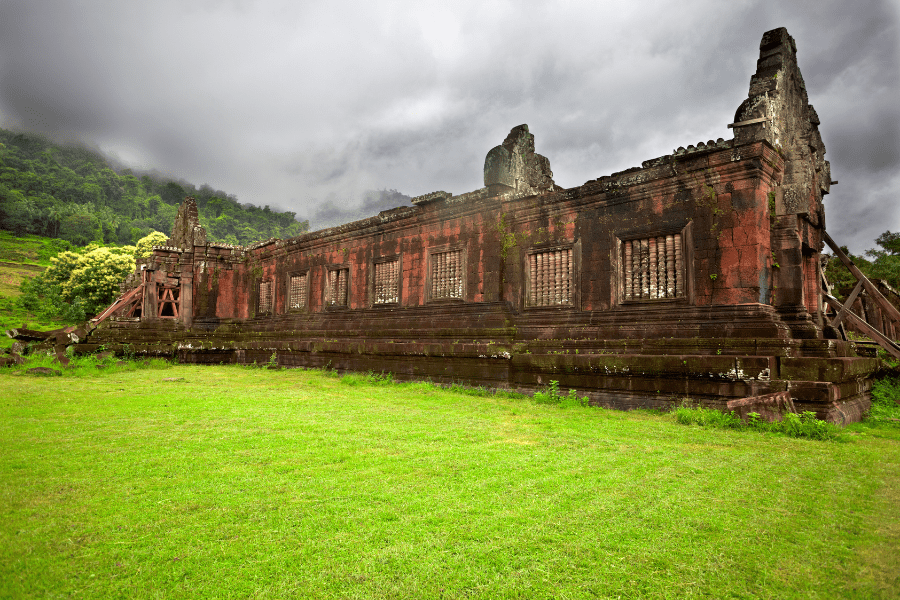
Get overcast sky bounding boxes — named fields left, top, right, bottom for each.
left=1, top=0, right=897, bottom=252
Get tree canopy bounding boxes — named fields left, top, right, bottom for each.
left=134, top=231, right=169, bottom=260
left=824, top=230, right=900, bottom=298
left=19, top=243, right=136, bottom=322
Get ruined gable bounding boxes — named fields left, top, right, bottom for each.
left=732, top=27, right=831, bottom=221
left=169, top=196, right=207, bottom=249
left=484, top=124, right=555, bottom=196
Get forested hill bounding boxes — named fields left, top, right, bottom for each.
left=0, top=128, right=309, bottom=246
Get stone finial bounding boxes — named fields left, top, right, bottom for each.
left=484, top=125, right=555, bottom=196
left=169, top=196, right=207, bottom=249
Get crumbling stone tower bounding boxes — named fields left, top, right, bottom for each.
left=168, top=196, right=207, bottom=249
left=733, top=27, right=832, bottom=337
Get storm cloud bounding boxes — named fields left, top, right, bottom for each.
left=0, top=0, right=897, bottom=252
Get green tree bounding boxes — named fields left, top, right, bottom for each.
left=59, top=213, right=102, bottom=246
left=19, top=250, right=89, bottom=323
left=134, top=231, right=169, bottom=260
left=865, top=231, right=900, bottom=289
left=160, top=182, right=185, bottom=205
left=61, top=246, right=136, bottom=316
left=824, top=231, right=900, bottom=300
left=43, top=250, right=83, bottom=286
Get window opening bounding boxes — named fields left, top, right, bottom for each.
left=258, top=280, right=273, bottom=314
left=622, top=233, right=682, bottom=300
left=289, top=273, right=307, bottom=309
left=374, top=259, right=400, bottom=304
left=528, top=248, right=573, bottom=306
left=326, top=268, right=349, bottom=307
left=158, top=285, right=180, bottom=318
left=430, top=250, right=463, bottom=300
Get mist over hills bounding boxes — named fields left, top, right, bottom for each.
left=0, top=128, right=410, bottom=247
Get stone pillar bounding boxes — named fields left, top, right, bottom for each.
left=179, top=274, right=193, bottom=328
left=772, top=215, right=818, bottom=338
left=143, top=270, right=158, bottom=321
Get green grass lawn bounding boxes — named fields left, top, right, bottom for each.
left=1, top=363, right=898, bottom=599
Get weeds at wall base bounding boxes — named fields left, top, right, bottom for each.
left=533, top=379, right=590, bottom=408
left=864, top=375, right=900, bottom=427
left=674, top=402, right=843, bottom=441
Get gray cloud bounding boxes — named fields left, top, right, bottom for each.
left=1, top=0, right=897, bottom=252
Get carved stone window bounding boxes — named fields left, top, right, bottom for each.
left=429, top=249, right=464, bottom=300
left=326, top=268, right=349, bottom=307
left=373, top=258, right=400, bottom=305
left=527, top=247, right=574, bottom=307
left=288, top=272, right=308, bottom=310
left=258, top=280, right=273, bottom=314
left=622, top=233, right=683, bottom=300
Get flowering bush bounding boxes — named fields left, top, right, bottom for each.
left=19, top=243, right=136, bottom=322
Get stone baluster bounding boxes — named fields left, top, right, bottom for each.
left=529, top=254, right=537, bottom=305
left=640, top=239, right=649, bottom=298
left=624, top=241, right=633, bottom=299
left=632, top=241, right=641, bottom=298
left=552, top=250, right=559, bottom=304
left=656, top=236, right=666, bottom=299
left=665, top=235, right=675, bottom=297
left=674, top=233, right=682, bottom=297
left=536, top=253, right=544, bottom=305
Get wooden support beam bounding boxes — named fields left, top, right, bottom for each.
left=92, top=284, right=144, bottom=325
left=727, top=117, right=769, bottom=128
left=823, top=294, right=900, bottom=360
left=822, top=230, right=900, bottom=325
left=832, top=279, right=864, bottom=328
left=820, top=270, right=846, bottom=340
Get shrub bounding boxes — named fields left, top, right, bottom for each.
left=18, top=244, right=136, bottom=322
left=674, top=405, right=742, bottom=429
left=868, top=376, right=900, bottom=426
left=341, top=370, right=393, bottom=386
left=534, top=380, right=589, bottom=407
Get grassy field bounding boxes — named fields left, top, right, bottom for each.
left=1, top=361, right=898, bottom=599
left=0, top=230, right=68, bottom=267
left=0, top=231, right=73, bottom=347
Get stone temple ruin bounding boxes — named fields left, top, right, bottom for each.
left=36, top=28, right=900, bottom=422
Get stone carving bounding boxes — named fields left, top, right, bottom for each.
left=484, top=125, right=555, bottom=196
